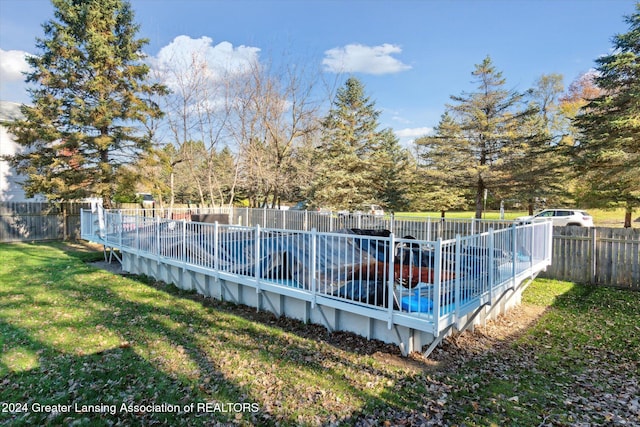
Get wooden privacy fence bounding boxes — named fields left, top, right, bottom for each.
left=0, top=202, right=89, bottom=242
left=541, top=227, right=640, bottom=289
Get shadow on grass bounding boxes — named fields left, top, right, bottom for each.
left=1, top=243, right=268, bottom=425
left=1, top=242, right=450, bottom=425
left=12, top=241, right=639, bottom=426
left=0, top=319, right=203, bottom=426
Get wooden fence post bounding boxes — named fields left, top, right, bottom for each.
left=63, top=203, right=68, bottom=240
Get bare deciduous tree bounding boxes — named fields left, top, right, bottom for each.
left=228, top=55, right=324, bottom=207
left=154, top=46, right=238, bottom=208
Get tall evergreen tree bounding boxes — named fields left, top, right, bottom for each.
left=370, top=128, right=415, bottom=211
left=417, top=57, right=538, bottom=218
left=4, top=0, right=166, bottom=208
left=574, top=5, right=640, bottom=227
left=414, top=113, right=470, bottom=213
left=312, top=77, right=382, bottom=209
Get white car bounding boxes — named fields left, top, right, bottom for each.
left=337, top=204, right=385, bottom=217
left=516, top=209, right=594, bottom=227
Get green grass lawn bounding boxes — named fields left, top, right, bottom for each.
left=1, top=243, right=638, bottom=426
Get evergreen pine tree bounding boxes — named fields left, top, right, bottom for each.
left=5, top=0, right=166, bottom=208
left=508, top=74, right=570, bottom=215
left=414, top=113, right=470, bottom=213
left=574, top=5, right=640, bottom=227
left=417, top=57, right=540, bottom=218
left=370, top=128, right=414, bottom=211
left=312, top=77, right=382, bottom=209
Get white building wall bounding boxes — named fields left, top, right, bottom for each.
left=0, top=101, right=44, bottom=202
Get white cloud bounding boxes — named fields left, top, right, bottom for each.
left=151, top=35, right=261, bottom=88
left=323, top=43, right=411, bottom=75
left=395, top=127, right=433, bottom=139
left=0, top=49, right=32, bottom=103
left=0, top=49, right=30, bottom=82
left=393, top=126, right=433, bottom=149
left=391, top=115, right=411, bottom=124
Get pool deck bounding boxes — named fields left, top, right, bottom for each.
left=81, top=210, right=552, bottom=356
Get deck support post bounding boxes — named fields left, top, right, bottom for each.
left=423, top=324, right=454, bottom=358
left=393, top=325, right=408, bottom=356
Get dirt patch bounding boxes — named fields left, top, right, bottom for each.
left=59, top=241, right=125, bottom=275
left=61, top=240, right=104, bottom=252
left=89, top=260, right=125, bottom=275
left=373, top=351, right=441, bottom=373
left=429, top=304, right=547, bottom=364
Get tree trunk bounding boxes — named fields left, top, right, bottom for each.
left=170, top=171, right=175, bottom=207
left=208, top=174, right=216, bottom=207
left=197, top=186, right=206, bottom=207
left=475, top=178, right=484, bottom=219
left=100, top=148, right=113, bottom=209
left=102, top=195, right=112, bottom=210
left=624, top=203, right=632, bottom=228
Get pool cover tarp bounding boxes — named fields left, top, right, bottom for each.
left=211, top=231, right=384, bottom=290
left=130, top=224, right=512, bottom=306
left=133, top=226, right=387, bottom=291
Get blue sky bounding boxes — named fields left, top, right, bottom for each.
left=0, top=0, right=636, bottom=145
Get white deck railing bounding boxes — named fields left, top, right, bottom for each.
left=81, top=208, right=552, bottom=341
